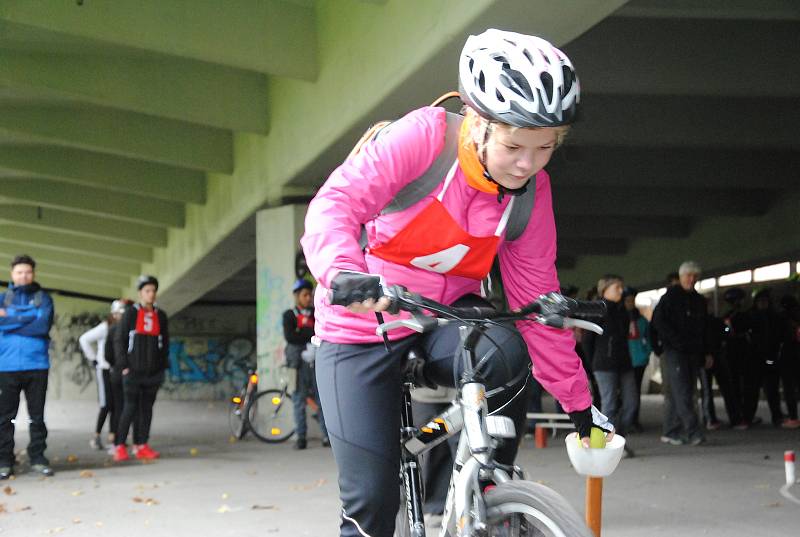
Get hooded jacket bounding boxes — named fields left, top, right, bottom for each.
left=300, top=106, right=590, bottom=412
left=113, top=303, right=169, bottom=377
left=0, top=283, right=54, bottom=372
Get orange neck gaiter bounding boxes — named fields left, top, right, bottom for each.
left=457, top=118, right=499, bottom=195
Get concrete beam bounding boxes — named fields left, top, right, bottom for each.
left=0, top=104, right=233, bottom=172
left=556, top=216, right=692, bottom=240
left=34, top=265, right=129, bottom=289
left=0, top=224, right=152, bottom=262
left=565, top=17, right=800, bottom=97
left=616, top=0, right=800, bottom=21
left=0, top=205, right=166, bottom=246
left=0, top=0, right=317, bottom=80
left=552, top=187, right=775, bottom=217
left=558, top=191, right=800, bottom=293
left=0, top=178, right=183, bottom=228
left=0, top=49, right=269, bottom=133
left=0, top=145, right=205, bottom=203
left=548, top=147, right=799, bottom=189
left=559, top=238, right=629, bottom=257
left=0, top=242, right=139, bottom=276
left=571, top=95, right=800, bottom=149
left=35, top=274, right=122, bottom=300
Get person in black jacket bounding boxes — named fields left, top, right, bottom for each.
left=745, top=289, right=787, bottom=427
left=583, top=275, right=636, bottom=457
left=652, top=261, right=708, bottom=445
left=284, top=279, right=328, bottom=450
left=112, top=276, right=169, bottom=461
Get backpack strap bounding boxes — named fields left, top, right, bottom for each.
left=33, top=290, right=43, bottom=308
left=504, top=178, right=536, bottom=242
left=379, top=111, right=463, bottom=215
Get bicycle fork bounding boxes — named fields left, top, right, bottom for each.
left=400, top=381, right=426, bottom=536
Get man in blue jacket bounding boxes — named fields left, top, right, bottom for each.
left=0, top=255, right=55, bottom=479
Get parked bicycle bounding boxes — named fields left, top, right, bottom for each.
left=228, top=369, right=259, bottom=440
left=243, top=365, right=323, bottom=444
left=352, top=283, right=607, bottom=537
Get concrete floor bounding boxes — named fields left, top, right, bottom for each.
left=0, top=395, right=798, bottom=536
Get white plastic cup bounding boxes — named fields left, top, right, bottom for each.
left=564, top=432, right=626, bottom=477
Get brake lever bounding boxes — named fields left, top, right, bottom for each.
left=375, top=311, right=439, bottom=336
left=563, top=318, right=604, bottom=335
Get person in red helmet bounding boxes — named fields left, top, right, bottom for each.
left=112, top=275, right=169, bottom=462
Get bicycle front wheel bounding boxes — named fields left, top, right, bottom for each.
left=229, top=400, right=248, bottom=440
left=245, top=389, right=295, bottom=443
left=484, top=480, right=593, bottom=537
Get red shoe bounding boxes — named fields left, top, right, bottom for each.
left=781, top=419, right=800, bottom=429
left=135, top=444, right=161, bottom=460
left=113, top=445, right=130, bottom=462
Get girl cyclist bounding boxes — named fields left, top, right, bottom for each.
left=302, top=29, right=610, bottom=537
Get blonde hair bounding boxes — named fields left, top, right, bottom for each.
left=463, top=107, right=570, bottom=158
left=597, top=274, right=624, bottom=298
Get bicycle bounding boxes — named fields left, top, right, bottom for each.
left=228, top=369, right=259, bottom=440
left=244, top=364, right=323, bottom=444
left=353, top=283, right=606, bottom=537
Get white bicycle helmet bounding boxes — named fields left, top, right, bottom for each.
left=459, top=29, right=579, bottom=127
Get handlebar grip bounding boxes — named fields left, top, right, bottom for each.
left=566, top=299, right=607, bottom=319
left=328, top=271, right=383, bottom=306
left=450, top=306, right=502, bottom=320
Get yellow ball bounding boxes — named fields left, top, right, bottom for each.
left=589, top=427, right=607, bottom=449
left=576, top=427, right=607, bottom=449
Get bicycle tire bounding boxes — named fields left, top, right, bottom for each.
left=245, top=389, right=295, bottom=443
left=483, top=480, right=592, bottom=537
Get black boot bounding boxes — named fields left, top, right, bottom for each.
left=294, top=438, right=307, bottom=450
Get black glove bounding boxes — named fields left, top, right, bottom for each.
left=568, top=405, right=614, bottom=439
left=329, top=271, right=383, bottom=306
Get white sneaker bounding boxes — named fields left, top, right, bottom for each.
left=89, top=437, right=104, bottom=450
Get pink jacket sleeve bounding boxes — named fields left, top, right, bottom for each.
left=498, top=171, right=592, bottom=413
left=301, top=107, right=447, bottom=287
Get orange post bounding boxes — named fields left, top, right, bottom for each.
left=585, top=476, right=603, bottom=537
left=534, top=425, right=547, bottom=448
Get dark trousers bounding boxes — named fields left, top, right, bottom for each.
left=633, top=365, right=647, bottom=425
left=315, top=321, right=530, bottom=537
left=94, top=369, right=118, bottom=436
left=0, top=369, right=49, bottom=467
left=115, top=372, right=162, bottom=446
left=742, top=358, right=783, bottom=425
left=594, top=368, right=637, bottom=436
left=292, top=361, right=327, bottom=439
left=779, top=349, right=798, bottom=420
left=699, top=353, right=742, bottom=426
left=661, top=350, right=703, bottom=441
left=110, top=373, right=139, bottom=443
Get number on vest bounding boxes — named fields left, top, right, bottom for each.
left=410, top=244, right=471, bottom=274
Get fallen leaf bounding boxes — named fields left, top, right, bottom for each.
left=71, top=490, right=83, bottom=497
left=190, top=448, right=199, bottom=456
left=14, top=505, right=31, bottom=512
left=46, top=528, right=64, bottom=534
left=0, top=503, right=7, bottom=513
left=217, top=504, right=231, bottom=513
left=144, top=498, right=159, bottom=506
left=228, top=436, right=237, bottom=444
left=221, top=493, right=229, bottom=500
left=133, top=497, right=144, bottom=503
left=66, top=454, right=78, bottom=463
left=3, top=486, right=15, bottom=496
left=251, top=504, right=276, bottom=510
left=79, top=470, right=95, bottom=478
left=764, top=501, right=782, bottom=508
left=72, top=518, right=82, bottom=524
left=95, top=522, right=104, bottom=528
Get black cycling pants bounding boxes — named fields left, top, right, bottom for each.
left=315, top=320, right=530, bottom=537
left=116, top=372, right=162, bottom=446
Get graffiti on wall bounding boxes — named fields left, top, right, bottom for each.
left=256, top=266, right=292, bottom=386
left=49, top=312, right=104, bottom=396
left=166, top=336, right=254, bottom=388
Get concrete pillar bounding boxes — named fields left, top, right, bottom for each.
left=255, top=204, right=307, bottom=387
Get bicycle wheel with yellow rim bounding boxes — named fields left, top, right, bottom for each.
left=245, top=389, right=295, bottom=443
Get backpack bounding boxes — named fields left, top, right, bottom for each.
left=352, top=93, right=536, bottom=244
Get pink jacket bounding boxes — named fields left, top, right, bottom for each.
left=301, top=107, right=591, bottom=412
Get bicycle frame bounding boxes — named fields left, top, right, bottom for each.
left=399, top=326, right=520, bottom=537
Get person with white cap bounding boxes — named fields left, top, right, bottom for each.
left=79, top=299, right=129, bottom=450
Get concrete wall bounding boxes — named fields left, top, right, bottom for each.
left=43, top=293, right=255, bottom=401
